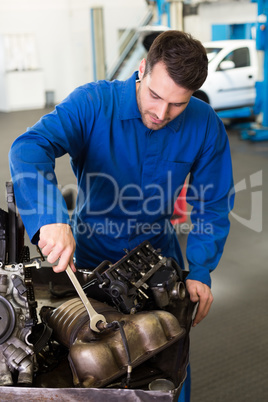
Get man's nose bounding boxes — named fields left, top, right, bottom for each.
left=157, top=102, right=169, bottom=120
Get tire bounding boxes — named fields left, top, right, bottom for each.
left=192, top=90, right=209, bottom=104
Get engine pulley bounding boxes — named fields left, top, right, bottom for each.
left=0, top=295, right=16, bottom=344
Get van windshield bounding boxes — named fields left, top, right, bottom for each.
left=205, top=47, right=223, bottom=62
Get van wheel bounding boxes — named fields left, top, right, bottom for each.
left=192, top=91, right=209, bottom=104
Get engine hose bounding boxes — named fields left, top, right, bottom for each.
left=107, top=320, right=132, bottom=388
left=48, top=281, right=76, bottom=298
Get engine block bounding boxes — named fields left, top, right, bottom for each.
left=0, top=262, right=38, bottom=385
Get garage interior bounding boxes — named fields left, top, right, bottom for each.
left=0, top=1, right=267, bottom=401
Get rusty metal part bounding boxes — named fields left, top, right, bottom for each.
left=42, top=297, right=185, bottom=388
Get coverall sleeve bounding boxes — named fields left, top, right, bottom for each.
left=8, top=87, right=96, bottom=243
left=185, top=115, right=235, bottom=287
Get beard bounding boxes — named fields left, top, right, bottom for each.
left=136, top=82, right=170, bottom=131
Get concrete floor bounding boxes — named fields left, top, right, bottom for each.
left=0, top=108, right=267, bottom=401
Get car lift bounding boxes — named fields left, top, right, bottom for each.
left=218, top=0, right=268, bottom=141
left=239, top=0, right=268, bottom=141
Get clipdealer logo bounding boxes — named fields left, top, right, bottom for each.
left=12, top=170, right=263, bottom=234
left=229, top=170, right=263, bottom=233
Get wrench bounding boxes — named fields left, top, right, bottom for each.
left=66, top=265, right=107, bottom=332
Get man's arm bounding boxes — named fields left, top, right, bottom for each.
left=9, top=87, right=97, bottom=268
left=185, top=113, right=234, bottom=325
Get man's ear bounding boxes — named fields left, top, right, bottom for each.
left=138, top=58, right=146, bottom=80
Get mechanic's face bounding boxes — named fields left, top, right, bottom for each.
left=136, top=59, right=193, bottom=131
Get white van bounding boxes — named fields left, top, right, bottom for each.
left=193, top=39, right=259, bottom=111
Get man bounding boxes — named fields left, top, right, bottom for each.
left=9, top=30, right=234, bottom=400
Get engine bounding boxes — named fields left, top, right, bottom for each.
left=0, top=262, right=37, bottom=385
left=0, top=182, right=195, bottom=400
left=82, top=241, right=186, bottom=313
left=40, top=241, right=195, bottom=392
left=0, top=182, right=44, bottom=387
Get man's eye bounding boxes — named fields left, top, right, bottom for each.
left=150, top=92, right=158, bottom=99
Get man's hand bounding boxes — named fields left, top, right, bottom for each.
left=38, top=223, right=76, bottom=273
left=186, top=279, right=213, bottom=327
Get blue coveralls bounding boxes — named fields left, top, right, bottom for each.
left=9, top=71, right=234, bottom=401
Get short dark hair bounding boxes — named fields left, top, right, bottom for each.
left=144, top=30, right=208, bottom=91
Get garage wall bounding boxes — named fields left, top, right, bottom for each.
left=0, top=1, right=74, bottom=105
left=0, top=0, right=147, bottom=106
left=0, top=0, right=259, bottom=108
left=184, top=0, right=257, bottom=42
